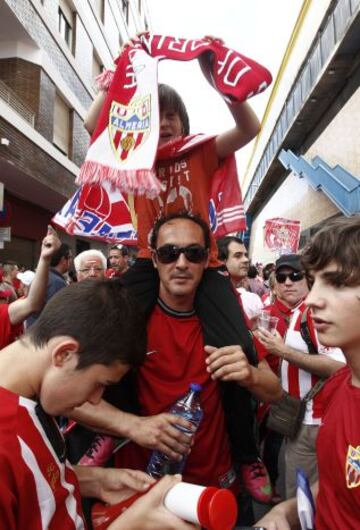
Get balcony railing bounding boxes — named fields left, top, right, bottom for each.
left=0, top=79, right=35, bottom=126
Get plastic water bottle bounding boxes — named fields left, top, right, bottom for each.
left=147, top=383, right=203, bottom=478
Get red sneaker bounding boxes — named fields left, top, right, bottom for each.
left=240, top=459, right=273, bottom=504
left=78, top=435, right=115, bottom=466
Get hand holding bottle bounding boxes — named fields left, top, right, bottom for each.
left=147, top=384, right=203, bottom=478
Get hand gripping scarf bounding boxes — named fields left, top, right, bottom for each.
left=76, top=33, right=272, bottom=197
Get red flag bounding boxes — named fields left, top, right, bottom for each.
left=264, top=218, right=301, bottom=253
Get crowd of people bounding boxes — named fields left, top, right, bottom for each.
left=1, top=35, right=359, bottom=530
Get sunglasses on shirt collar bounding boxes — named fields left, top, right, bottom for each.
left=275, top=271, right=305, bottom=283
left=155, top=244, right=209, bottom=264
left=35, top=404, right=66, bottom=463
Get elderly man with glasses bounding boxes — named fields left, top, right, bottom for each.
left=74, top=250, right=107, bottom=281
left=256, top=253, right=345, bottom=499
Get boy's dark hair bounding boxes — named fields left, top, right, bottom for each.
left=27, top=279, right=146, bottom=369
left=216, top=236, right=244, bottom=261
left=159, top=84, right=190, bottom=136
left=301, top=215, right=360, bottom=286
left=150, top=211, right=210, bottom=250
left=51, top=243, right=71, bottom=267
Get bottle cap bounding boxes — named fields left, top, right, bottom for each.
left=190, top=383, right=202, bottom=392
left=197, top=487, right=238, bottom=530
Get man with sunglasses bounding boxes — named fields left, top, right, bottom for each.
left=68, top=213, right=280, bottom=526
left=104, top=212, right=279, bottom=523
left=257, top=254, right=345, bottom=498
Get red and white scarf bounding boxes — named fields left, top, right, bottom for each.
left=76, top=33, right=272, bottom=197
left=53, top=134, right=246, bottom=243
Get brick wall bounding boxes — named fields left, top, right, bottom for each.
left=73, top=14, right=94, bottom=84
left=72, top=111, right=90, bottom=167
left=37, top=69, right=56, bottom=141
left=4, top=0, right=92, bottom=108
left=0, top=117, right=77, bottom=199
left=0, top=57, right=90, bottom=167
left=0, top=58, right=40, bottom=115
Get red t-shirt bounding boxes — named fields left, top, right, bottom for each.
left=135, top=139, right=220, bottom=265
left=116, top=301, right=235, bottom=488
left=0, top=387, right=85, bottom=529
left=316, top=366, right=360, bottom=529
left=0, top=304, right=23, bottom=350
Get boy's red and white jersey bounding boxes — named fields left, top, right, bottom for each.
left=281, top=306, right=345, bottom=424
left=0, top=387, right=85, bottom=530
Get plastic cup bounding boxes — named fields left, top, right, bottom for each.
left=258, top=313, right=279, bottom=334
left=267, top=316, right=279, bottom=334
left=257, top=311, right=271, bottom=331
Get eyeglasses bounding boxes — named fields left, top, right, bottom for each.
left=78, top=267, right=104, bottom=274
left=155, top=244, right=208, bottom=264
left=275, top=271, right=305, bottom=283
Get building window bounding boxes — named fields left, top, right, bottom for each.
left=92, top=52, right=103, bottom=80
left=122, top=0, right=129, bottom=24
left=53, top=94, right=71, bottom=156
left=58, top=0, right=73, bottom=49
left=93, top=0, right=105, bottom=23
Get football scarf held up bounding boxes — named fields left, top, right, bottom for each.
left=53, top=134, right=246, bottom=244
left=76, top=33, right=272, bottom=197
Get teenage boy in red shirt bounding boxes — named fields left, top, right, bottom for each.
left=256, top=215, right=360, bottom=530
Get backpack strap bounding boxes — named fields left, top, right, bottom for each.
left=303, top=378, right=326, bottom=401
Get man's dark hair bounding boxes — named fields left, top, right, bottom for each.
left=110, top=244, right=128, bottom=257
left=216, top=236, right=244, bottom=261
left=159, top=84, right=190, bottom=136
left=301, top=215, right=360, bottom=286
left=262, top=262, right=275, bottom=281
left=150, top=211, right=210, bottom=250
left=51, top=243, right=71, bottom=267
left=247, top=265, right=259, bottom=279
left=27, top=279, right=146, bottom=369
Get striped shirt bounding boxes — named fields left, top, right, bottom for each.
left=0, top=386, right=85, bottom=530
left=281, top=306, right=345, bottom=424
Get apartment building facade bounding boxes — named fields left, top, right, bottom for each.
left=242, top=0, right=360, bottom=263
left=0, top=0, right=150, bottom=266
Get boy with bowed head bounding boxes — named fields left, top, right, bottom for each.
left=0, top=278, right=197, bottom=530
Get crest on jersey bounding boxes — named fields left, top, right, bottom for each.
left=109, top=95, right=151, bottom=162
left=346, top=445, right=360, bottom=488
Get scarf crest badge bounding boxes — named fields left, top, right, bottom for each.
left=109, top=95, right=151, bottom=162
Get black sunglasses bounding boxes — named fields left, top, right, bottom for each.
left=35, top=404, right=66, bottom=463
left=276, top=271, right=305, bottom=283
left=155, top=244, right=208, bottom=264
